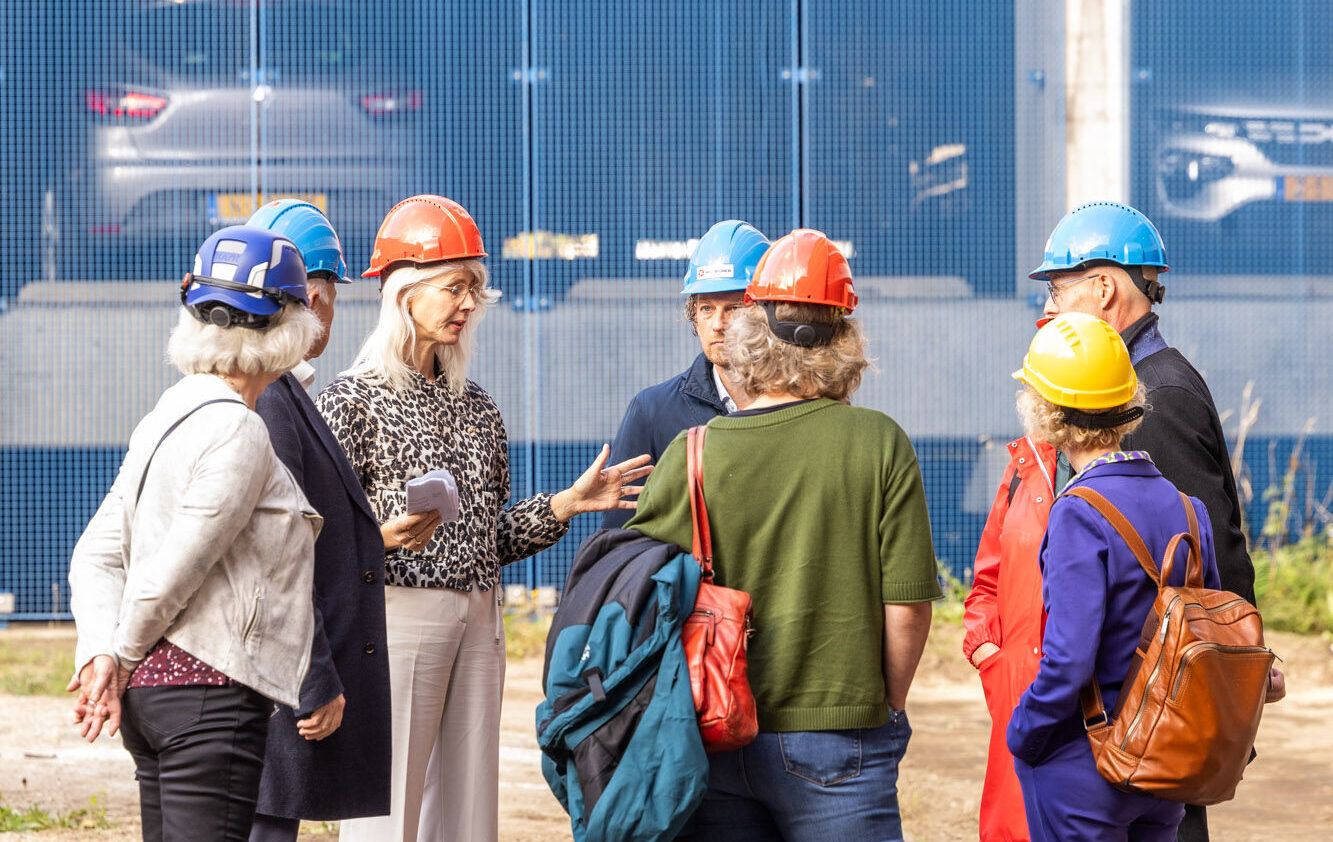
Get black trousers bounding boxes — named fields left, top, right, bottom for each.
left=1177, top=804, right=1209, bottom=841
left=120, top=684, right=272, bottom=842
left=248, top=813, right=301, bottom=842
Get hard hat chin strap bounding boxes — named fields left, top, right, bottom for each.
left=759, top=302, right=836, bottom=347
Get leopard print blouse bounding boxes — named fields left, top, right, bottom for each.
left=316, top=370, right=568, bottom=591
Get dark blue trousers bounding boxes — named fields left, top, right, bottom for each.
left=1014, top=737, right=1183, bottom=842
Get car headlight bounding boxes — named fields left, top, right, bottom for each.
left=1157, top=149, right=1236, bottom=201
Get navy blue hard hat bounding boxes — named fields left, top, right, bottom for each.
left=180, top=226, right=309, bottom=327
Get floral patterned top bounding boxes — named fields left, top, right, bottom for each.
left=316, top=370, right=567, bottom=591
left=128, top=640, right=231, bottom=688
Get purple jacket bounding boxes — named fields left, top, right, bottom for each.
left=1006, top=456, right=1220, bottom=766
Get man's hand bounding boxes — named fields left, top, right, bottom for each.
left=67, top=655, right=129, bottom=742
left=297, top=694, right=345, bottom=741
left=1265, top=667, right=1287, bottom=704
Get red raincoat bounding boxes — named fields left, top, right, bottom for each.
left=963, top=436, right=1058, bottom=841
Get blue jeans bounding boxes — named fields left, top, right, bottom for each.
left=680, top=711, right=912, bottom=842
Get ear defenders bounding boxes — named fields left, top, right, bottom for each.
left=759, top=302, right=837, bottom=347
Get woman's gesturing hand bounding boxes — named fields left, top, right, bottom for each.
left=382, top=510, right=444, bottom=552
left=551, top=444, right=654, bottom=522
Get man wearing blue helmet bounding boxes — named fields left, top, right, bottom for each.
left=602, top=220, right=770, bottom=529
left=1033, top=201, right=1284, bottom=842
left=243, top=200, right=396, bottom=842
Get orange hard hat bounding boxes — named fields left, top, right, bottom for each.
left=362, top=194, right=487, bottom=279
left=745, top=229, right=858, bottom=313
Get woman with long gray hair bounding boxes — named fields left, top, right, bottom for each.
left=67, top=226, right=325, bottom=841
left=319, top=195, right=649, bottom=842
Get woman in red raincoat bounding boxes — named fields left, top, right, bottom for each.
left=963, top=435, right=1058, bottom=841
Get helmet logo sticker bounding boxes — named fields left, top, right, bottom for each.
left=696, top=264, right=735, bottom=280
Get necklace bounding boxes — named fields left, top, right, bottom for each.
left=218, top=373, right=241, bottom=393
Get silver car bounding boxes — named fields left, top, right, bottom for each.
left=55, top=0, right=423, bottom=279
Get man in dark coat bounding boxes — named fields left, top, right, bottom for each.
left=1032, top=201, right=1285, bottom=842
left=602, top=220, right=769, bottom=529
left=246, top=201, right=391, bottom=841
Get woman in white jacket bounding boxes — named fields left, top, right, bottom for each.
left=67, top=226, right=325, bottom=842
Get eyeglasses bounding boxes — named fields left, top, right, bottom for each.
left=420, top=281, right=481, bottom=301
left=1045, top=273, right=1098, bottom=302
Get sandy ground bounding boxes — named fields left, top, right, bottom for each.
left=2, top=627, right=1329, bottom=841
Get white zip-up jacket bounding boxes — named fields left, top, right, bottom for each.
left=69, top=374, right=322, bottom=707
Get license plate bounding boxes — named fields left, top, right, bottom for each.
left=209, top=192, right=329, bottom=224
left=1279, top=176, right=1333, bottom=202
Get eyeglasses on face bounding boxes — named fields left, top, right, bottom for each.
left=1045, top=272, right=1098, bottom=302
left=420, top=280, right=482, bottom=301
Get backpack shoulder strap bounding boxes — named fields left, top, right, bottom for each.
left=1180, top=491, right=1205, bottom=588
left=686, top=425, right=713, bottom=579
left=1063, top=486, right=1161, bottom=586
left=135, top=398, right=247, bottom=505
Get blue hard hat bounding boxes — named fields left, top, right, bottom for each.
left=180, top=226, right=308, bottom=327
left=1029, top=202, right=1170, bottom=280
left=246, top=199, right=349, bottom=283
left=681, top=220, right=771, bottom=295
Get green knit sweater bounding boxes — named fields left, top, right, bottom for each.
left=627, top=398, right=941, bottom=732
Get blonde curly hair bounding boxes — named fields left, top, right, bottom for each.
left=723, top=302, right=870, bottom=402
left=1016, top=383, right=1148, bottom=452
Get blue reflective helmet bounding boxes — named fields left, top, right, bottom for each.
left=1030, top=201, right=1169, bottom=278
left=246, top=199, right=349, bottom=283
left=681, top=220, right=771, bottom=296
left=180, top=226, right=309, bottom=329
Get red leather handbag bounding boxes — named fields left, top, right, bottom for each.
left=683, top=424, right=759, bottom=753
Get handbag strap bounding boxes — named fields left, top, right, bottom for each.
left=685, top=425, right=714, bottom=579
left=135, top=398, right=247, bottom=505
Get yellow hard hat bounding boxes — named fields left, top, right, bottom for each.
left=1012, top=312, right=1137, bottom=409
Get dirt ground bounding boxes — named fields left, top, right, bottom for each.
left=2, top=626, right=1329, bottom=841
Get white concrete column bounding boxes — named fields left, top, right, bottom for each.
left=1065, top=0, right=1130, bottom=207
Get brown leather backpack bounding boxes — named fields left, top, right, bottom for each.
left=1066, top=487, right=1276, bottom=805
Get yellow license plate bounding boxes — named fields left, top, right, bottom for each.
left=211, top=192, right=329, bottom=223
left=1280, top=176, right=1333, bottom=202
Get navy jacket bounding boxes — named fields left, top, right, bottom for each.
left=1007, top=457, right=1220, bottom=766
left=1120, top=313, right=1255, bottom=604
left=602, top=353, right=727, bottom=529
left=254, top=371, right=391, bottom=821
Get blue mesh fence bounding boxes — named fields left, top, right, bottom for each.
left=1, top=1, right=1328, bottom=620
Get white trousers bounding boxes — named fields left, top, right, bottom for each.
left=340, top=584, right=505, bottom=842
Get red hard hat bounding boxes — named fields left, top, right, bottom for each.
left=362, top=194, right=487, bottom=279
left=745, top=229, right=858, bottom=313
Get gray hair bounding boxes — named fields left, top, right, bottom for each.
left=167, top=301, right=322, bottom=376
left=341, top=260, right=498, bottom=394
left=1015, top=383, right=1147, bottom=452
left=724, top=302, right=871, bottom=402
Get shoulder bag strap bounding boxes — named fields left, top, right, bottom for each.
left=135, top=398, right=247, bottom=505
left=1064, top=486, right=1160, bottom=586
left=685, top=425, right=714, bottom=580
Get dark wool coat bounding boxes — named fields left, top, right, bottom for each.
left=602, top=352, right=727, bottom=529
left=254, top=371, right=391, bottom=821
